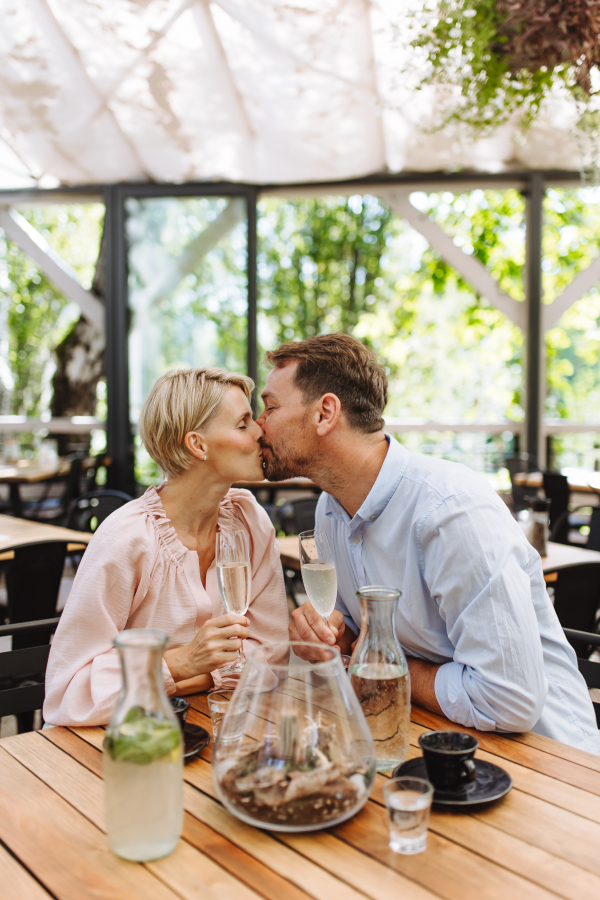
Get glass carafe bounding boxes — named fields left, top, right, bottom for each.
left=349, top=586, right=411, bottom=771
left=103, top=629, right=183, bottom=861
left=212, top=641, right=376, bottom=832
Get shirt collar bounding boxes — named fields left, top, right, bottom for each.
left=324, top=436, right=408, bottom=527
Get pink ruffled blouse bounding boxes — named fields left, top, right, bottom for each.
left=43, top=486, right=288, bottom=726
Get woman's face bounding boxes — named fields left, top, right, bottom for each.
left=199, top=387, right=264, bottom=483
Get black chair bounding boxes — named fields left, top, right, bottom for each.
left=277, top=497, right=319, bottom=536
left=563, top=628, right=600, bottom=727
left=505, top=455, right=529, bottom=513
left=542, top=471, right=571, bottom=543
left=83, top=453, right=112, bottom=493
left=551, top=563, right=600, bottom=658
left=67, top=489, right=132, bottom=533
left=3, top=541, right=68, bottom=731
left=22, top=455, right=82, bottom=526
left=0, top=617, right=60, bottom=730
left=551, top=503, right=600, bottom=549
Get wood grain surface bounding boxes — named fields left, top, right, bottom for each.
left=1, top=694, right=599, bottom=900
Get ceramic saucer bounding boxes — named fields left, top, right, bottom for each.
left=183, top=723, right=210, bottom=760
left=392, top=756, right=512, bottom=806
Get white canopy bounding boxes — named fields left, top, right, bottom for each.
left=0, top=0, right=589, bottom=190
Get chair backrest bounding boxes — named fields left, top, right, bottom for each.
left=504, top=456, right=529, bottom=513
left=84, top=453, right=112, bottom=492
left=542, top=471, right=571, bottom=540
left=555, top=570, right=600, bottom=657
left=67, top=489, right=133, bottom=532
left=586, top=507, right=600, bottom=552
left=0, top=618, right=60, bottom=720
left=563, top=628, right=600, bottom=727
left=4, top=542, right=68, bottom=649
left=277, top=497, right=319, bottom=536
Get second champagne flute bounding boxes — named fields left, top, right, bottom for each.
left=298, top=529, right=337, bottom=625
left=216, top=530, right=252, bottom=673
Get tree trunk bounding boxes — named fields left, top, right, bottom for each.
left=50, top=227, right=106, bottom=455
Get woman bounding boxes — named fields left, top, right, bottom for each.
left=44, top=367, right=289, bottom=726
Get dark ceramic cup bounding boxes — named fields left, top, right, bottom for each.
left=170, top=697, right=190, bottom=729
left=418, top=730, right=478, bottom=793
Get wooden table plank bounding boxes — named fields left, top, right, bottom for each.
left=0, top=844, right=54, bottom=900
left=0, top=513, right=93, bottom=553
left=0, top=747, right=180, bottom=900
left=5, top=733, right=266, bottom=900
left=427, top=810, right=600, bottom=900
left=335, top=802, right=560, bottom=900
left=42, top=729, right=315, bottom=900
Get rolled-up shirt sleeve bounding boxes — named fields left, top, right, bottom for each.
left=420, top=493, right=548, bottom=733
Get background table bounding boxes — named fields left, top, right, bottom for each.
left=1, top=699, right=599, bottom=899
left=277, top=537, right=600, bottom=576
left=0, top=513, right=92, bottom=559
left=0, top=457, right=93, bottom=518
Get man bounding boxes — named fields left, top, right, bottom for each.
left=256, top=333, right=600, bottom=754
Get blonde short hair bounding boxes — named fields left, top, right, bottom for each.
left=138, top=367, right=254, bottom=478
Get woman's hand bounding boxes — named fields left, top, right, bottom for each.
left=164, top=614, right=249, bottom=682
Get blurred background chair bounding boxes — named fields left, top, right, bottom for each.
left=276, top=497, right=319, bottom=536
left=563, top=628, right=600, bottom=727
left=21, top=455, right=82, bottom=526
left=0, top=617, right=60, bottom=733
left=504, top=455, right=530, bottom=513
left=550, top=563, right=600, bottom=658
left=1, top=541, right=69, bottom=732
left=67, top=489, right=132, bottom=533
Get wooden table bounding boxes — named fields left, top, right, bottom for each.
left=1, top=699, right=600, bottom=900
left=0, top=514, right=92, bottom=558
left=514, top=469, right=600, bottom=495
left=0, top=457, right=92, bottom=517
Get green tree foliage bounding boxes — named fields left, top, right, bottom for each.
left=258, top=195, right=403, bottom=345
left=0, top=204, right=103, bottom=416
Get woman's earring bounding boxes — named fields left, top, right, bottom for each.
left=203, top=455, right=207, bottom=461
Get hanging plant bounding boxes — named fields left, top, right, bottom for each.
left=412, top=0, right=600, bottom=142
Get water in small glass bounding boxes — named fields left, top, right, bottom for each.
left=299, top=530, right=337, bottom=623
left=384, top=777, right=433, bottom=855
left=216, top=530, right=252, bottom=672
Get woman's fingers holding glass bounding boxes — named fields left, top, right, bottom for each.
left=211, top=613, right=248, bottom=628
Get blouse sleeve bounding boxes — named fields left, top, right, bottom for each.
left=43, top=507, right=176, bottom=727
left=212, top=490, right=289, bottom=690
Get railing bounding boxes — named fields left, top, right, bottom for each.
left=0, top=416, right=105, bottom=434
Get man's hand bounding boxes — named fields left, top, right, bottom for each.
left=289, top=601, right=347, bottom=660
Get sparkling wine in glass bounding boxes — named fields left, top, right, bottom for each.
left=299, top=529, right=337, bottom=625
left=216, top=530, right=252, bottom=673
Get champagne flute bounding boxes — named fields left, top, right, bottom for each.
left=216, top=530, right=252, bottom=673
left=298, top=529, right=337, bottom=625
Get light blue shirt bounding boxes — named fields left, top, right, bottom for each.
left=317, top=436, right=600, bottom=754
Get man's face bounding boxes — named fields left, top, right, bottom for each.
left=256, top=363, right=314, bottom=481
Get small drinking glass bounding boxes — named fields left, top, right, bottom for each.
left=216, top=530, right=251, bottom=673
left=383, top=776, right=433, bottom=855
left=299, top=529, right=337, bottom=625
left=207, top=689, right=245, bottom=743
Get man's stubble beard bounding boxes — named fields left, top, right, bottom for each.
left=261, top=440, right=312, bottom=481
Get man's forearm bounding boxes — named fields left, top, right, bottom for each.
left=407, top=658, right=443, bottom=715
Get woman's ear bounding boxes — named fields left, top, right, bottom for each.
left=184, top=431, right=208, bottom=462
left=315, top=393, right=341, bottom=436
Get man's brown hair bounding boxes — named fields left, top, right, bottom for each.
left=265, top=334, right=387, bottom=433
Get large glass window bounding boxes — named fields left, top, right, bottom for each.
left=126, top=194, right=248, bottom=483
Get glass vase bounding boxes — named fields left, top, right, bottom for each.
left=349, top=586, right=411, bottom=771
left=103, top=629, right=183, bottom=861
left=212, top=641, right=376, bottom=832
